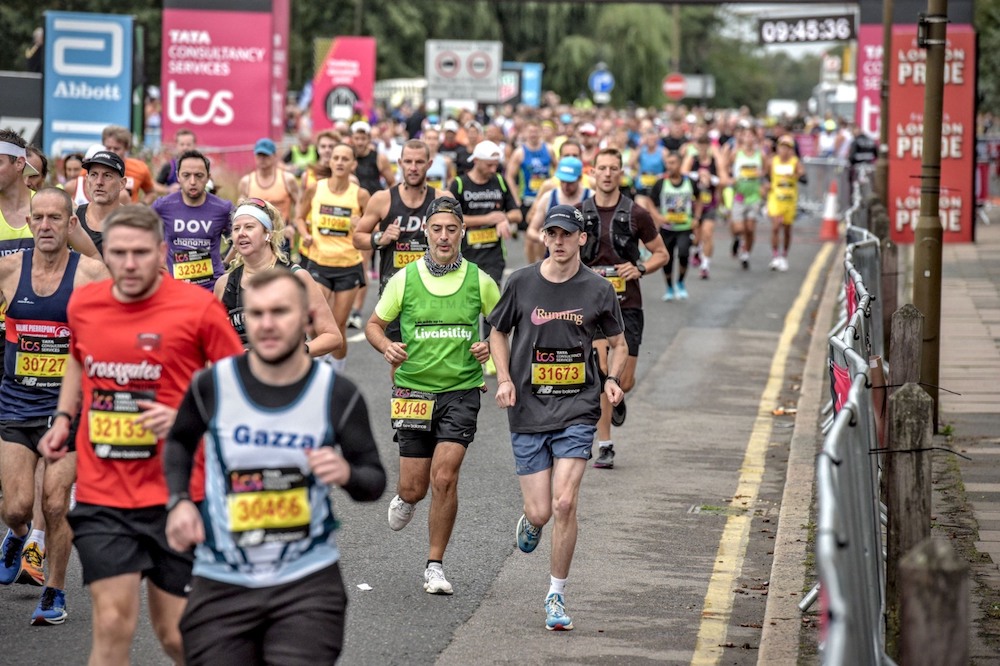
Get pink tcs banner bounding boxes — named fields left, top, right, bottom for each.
left=311, top=37, right=376, bottom=130
left=161, top=9, right=271, bottom=153
left=856, top=24, right=883, bottom=139
left=888, top=25, right=976, bottom=244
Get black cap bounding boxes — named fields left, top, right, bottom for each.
left=425, top=196, right=464, bottom=224
left=542, top=204, right=584, bottom=232
left=82, top=151, right=125, bottom=178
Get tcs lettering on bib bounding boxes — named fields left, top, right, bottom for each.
left=531, top=346, right=586, bottom=395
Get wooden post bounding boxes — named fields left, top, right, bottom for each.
left=889, top=304, right=923, bottom=397
left=881, top=236, right=898, bottom=361
left=899, top=538, right=969, bottom=666
left=885, top=383, right=934, bottom=658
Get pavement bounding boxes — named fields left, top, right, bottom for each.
left=757, top=210, right=1000, bottom=663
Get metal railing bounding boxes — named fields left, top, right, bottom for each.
left=810, top=164, right=896, bottom=665
left=801, top=157, right=852, bottom=214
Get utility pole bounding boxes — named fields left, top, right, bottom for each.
left=671, top=4, right=681, bottom=72
left=912, top=0, right=948, bottom=430
left=874, top=0, right=893, bottom=206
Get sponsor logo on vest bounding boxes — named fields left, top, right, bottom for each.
left=414, top=326, right=473, bottom=341
left=173, top=219, right=216, bottom=234
left=233, top=424, right=317, bottom=449
left=84, top=356, right=163, bottom=386
left=530, top=307, right=584, bottom=326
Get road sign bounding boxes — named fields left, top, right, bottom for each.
left=588, top=69, right=615, bottom=95
left=663, top=73, right=686, bottom=100
left=426, top=40, right=502, bottom=102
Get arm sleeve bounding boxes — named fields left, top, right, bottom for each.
left=163, top=370, right=215, bottom=497
left=330, top=377, right=386, bottom=502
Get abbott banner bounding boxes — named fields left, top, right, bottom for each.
left=43, top=11, right=134, bottom=156
left=888, top=25, right=976, bottom=244
left=162, top=0, right=287, bottom=154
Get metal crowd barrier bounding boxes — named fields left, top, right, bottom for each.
left=801, top=157, right=852, bottom=214
left=807, top=164, right=895, bottom=664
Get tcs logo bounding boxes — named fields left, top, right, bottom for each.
left=166, top=80, right=235, bottom=126
left=51, top=17, right=123, bottom=78
left=535, top=350, right=556, bottom=362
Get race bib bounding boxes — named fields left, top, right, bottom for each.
left=172, top=249, right=213, bottom=282
left=227, top=467, right=311, bottom=546
left=640, top=173, right=658, bottom=188
left=466, top=227, right=499, bottom=246
left=531, top=346, right=586, bottom=396
left=393, top=251, right=423, bottom=269
left=390, top=387, right=435, bottom=431
left=739, top=166, right=760, bottom=179
left=593, top=266, right=625, bottom=294
left=699, top=191, right=713, bottom=205
left=665, top=211, right=688, bottom=224
left=528, top=175, right=544, bottom=192
left=13, top=327, right=70, bottom=389
left=317, top=204, right=351, bottom=237
left=88, top=389, right=157, bottom=460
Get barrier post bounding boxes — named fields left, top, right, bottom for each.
left=889, top=304, right=923, bottom=395
left=871, top=202, right=898, bottom=358
left=899, top=537, right=969, bottom=666
left=885, top=383, right=934, bottom=658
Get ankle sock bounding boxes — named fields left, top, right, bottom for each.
left=548, top=576, right=567, bottom=597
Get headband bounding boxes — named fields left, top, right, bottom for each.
left=0, top=142, right=27, bottom=159
left=233, top=205, right=273, bottom=230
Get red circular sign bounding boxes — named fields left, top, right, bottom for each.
left=467, top=51, right=491, bottom=79
left=435, top=51, right=460, bottom=79
left=662, top=73, right=686, bottom=100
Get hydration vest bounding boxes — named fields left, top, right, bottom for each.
left=580, top=195, right=640, bottom=265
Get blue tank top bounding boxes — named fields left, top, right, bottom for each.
left=637, top=146, right=665, bottom=188
left=0, top=250, right=80, bottom=419
left=519, top=145, right=552, bottom=203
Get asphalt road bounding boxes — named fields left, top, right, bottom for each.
left=0, top=215, right=829, bottom=665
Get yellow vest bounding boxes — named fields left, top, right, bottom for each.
left=309, top=180, right=362, bottom=268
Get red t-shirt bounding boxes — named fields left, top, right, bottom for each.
left=68, top=274, right=243, bottom=509
left=124, top=158, right=155, bottom=203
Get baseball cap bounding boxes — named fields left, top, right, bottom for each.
left=542, top=204, right=585, bottom=233
left=82, top=150, right=125, bottom=177
left=778, top=135, right=795, bottom=148
left=579, top=123, right=597, bottom=136
left=350, top=120, right=371, bottom=134
left=0, top=141, right=39, bottom=176
left=555, top=157, right=583, bottom=182
left=425, top=196, right=464, bottom=224
left=468, top=140, right=501, bottom=163
left=443, top=119, right=460, bottom=133
left=253, top=138, right=277, bottom=156
left=824, top=119, right=837, bottom=131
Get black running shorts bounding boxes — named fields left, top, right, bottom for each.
left=394, top=387, right=481, bottom=456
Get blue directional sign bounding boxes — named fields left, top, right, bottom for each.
left=588, top=69, right=615, bottom=95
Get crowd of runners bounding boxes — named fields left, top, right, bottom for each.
left=0, top=102, right=875, bottom=663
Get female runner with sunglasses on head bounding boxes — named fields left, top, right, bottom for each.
left=214, top=198, right=344, bottom=358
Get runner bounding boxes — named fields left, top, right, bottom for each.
left=216, top=198, right=344, bottom=359
left=155, top=129, right=197, bottom=195
left=101, top=125, right=161, bottom=203
left=631, top=126, right=667, bottom=198
left=353, top=140, right=444, bottom=344
left=296, top=143, right=369, bottom=368
left=766, top=135, right=805, bottom=272
left=238, top=138, right=301, bottom=252
left=164, top=268, right=385, bottom=664
left=506, top=119, right=555, bottom=231
left=488, top=204, right=627, bottom=631
left=636, top=152, right=703, bottom=302
left=438, top=120, right=470, bottom=177
left=0, top=187, right=109, bottom=625
left=0, top=130, right=37, bottom=261
left=365, top=196, right=498, bottom=595
left=684, top=135, right=727, bottom=280
left=523, top=140, right=585, bottom=264
left=23, top=145, right=47, bottom=192
left=282, top=127, right=318, bottom=178
left=729, top=124, right=766, bottom=270
left=38, top=205, right=243, bottom=664
left=75, top=150, right=130, bottom=256
left=422, top=128, right=454, bottom=191
left=580, top=148, right=667, bottom=468
left=526, top=157, right=593, bottom=244
left=351, top=121, right=393, bottom=195
left=151, top=150, right=233, bottom=291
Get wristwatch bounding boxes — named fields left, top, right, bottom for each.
left=371, top=231, right=384, bottom=249
left=166, top=493, right=191, bottom=512
left=605, top=376, right=621, bottom=385
left=636, top=262, right=647, bottom=276
left=48, top=411, right=73, bottom=428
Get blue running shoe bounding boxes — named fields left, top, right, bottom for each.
left=545, top=592, right=573, bottom=631
left=0, top=528, right=27, bottom=585
left=516, top=514, right=542, bottom=553
left=661, top=286, right=675, bottom=302
left=31, top=587, right=67, bottom=626
left=676, top=283, right=689, bottom=300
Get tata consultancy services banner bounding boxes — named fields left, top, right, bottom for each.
left=161, top=1, right=272, bottom=153
left=43, top=11, right=133, bottom=156
left=888, top=25, right=976, bottom=244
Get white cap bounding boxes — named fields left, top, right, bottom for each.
left=350, top=120, right=371, bottom=134
left=84, top=144, right=105, bottom=160
left=468, top=140, right=501, bottom=163
left=578, top=122, right=597, bottom=135
left=443, top=119, right=460, bottom=133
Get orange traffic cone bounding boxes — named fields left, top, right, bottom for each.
left=819, top=180, right=840, bottom=241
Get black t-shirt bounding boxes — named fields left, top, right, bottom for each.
left=355, top=150, right=383, bottom=194
left=449, top=174, right=518, bottom=282
left=578, top=196, right=658, bottom=310
left=662, top=136, right=686, bottom=153
left=487, top=263, right=623, bottom=433
left=377, top=186, right=435, bottom=293
left=164, top=354, right=386, bottom=502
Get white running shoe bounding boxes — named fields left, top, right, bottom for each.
left=387, top=495, right=415, bottom=531
left=769, top=256, right=780, bottom=271
left=423, top=565, right=453, bottom=595
left=777, top=256, right=789, bottom=272
left=739, top=251, right=750, bottom=270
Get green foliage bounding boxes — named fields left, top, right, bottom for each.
left=977, top=0, right=1000, bottom=112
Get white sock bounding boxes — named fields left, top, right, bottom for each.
left=702, top=256, right=710, bottom=270
left=598, top=439, right=613, bottom=450
left=26, top=529, right=45, bottom=550
left=548, top=576, right=567, bottom=597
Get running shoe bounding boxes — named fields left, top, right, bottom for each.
left=676, top=283, right=689, bottom=300
left=593, top=444, right=615, bottom=469
left=700, top=266, right=710, bottom=280
left=516, top=514, right=543, bottom=553
left=690, top=248, right=701, bottom=268
left=739, top=251, right=750, bottom=270
left=545, top=592, right=574, bottom=631
left=661, top=286, right=675, bottom=302
left=423, top=565, right=453, bottom=595
left=731, top=238, right=740, bottom=257
left=0, top=528, right=27, bottom=585
left=347, top=310, right=363, bottom=329
left=31, top=587, right=67, bottom=626
left=387, top=495, right=415, bottom=531
left=19, top=542, right=44, bottom=586
left=777, top=256, right=789, bottom=272
left=769, top=255, right=781, bottom=271
left=611, top=398, right=627, bottom=427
